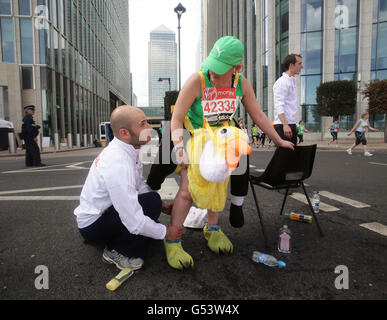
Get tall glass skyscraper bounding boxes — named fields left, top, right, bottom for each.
left=202, top=0, right=385, bottom=138
left=148, top=25, right=177, bottom=108
left=0, top=0, right=131, bottom=148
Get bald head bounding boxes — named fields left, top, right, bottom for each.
left=110, top=105, right=143, bottom=137
left=110, top=105, right=152, bottom=148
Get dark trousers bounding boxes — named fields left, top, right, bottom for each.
left=274, top=124, right=298, bottom=146
left=79, top=192, right=162, bottom=258
left=146, top=141, right=249, bottom=197
left=24, top=136, right=42, bottom=166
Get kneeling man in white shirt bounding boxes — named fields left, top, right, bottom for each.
left=74, top=106, right=182, bottom=270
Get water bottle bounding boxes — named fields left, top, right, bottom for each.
left=278, top=225, right=291, bottom=254
left=252, top=251, right=286, bottom=268
left=312, top=191, right=320, bottom=214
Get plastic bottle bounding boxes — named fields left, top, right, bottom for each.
left=106, top=268, right=134, bottom=291
left=285, top=212, right=313, bottom=224
left=278, top=225, right=291, bottom=254
left=252, top=251, right=286, bottom=268
left=312, top=191, right=320, bottom=214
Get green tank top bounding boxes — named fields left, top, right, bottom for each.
left=187, top=68, right=244, bottom=130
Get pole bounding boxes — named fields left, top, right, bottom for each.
left=178, top=16, right=181, bottom=91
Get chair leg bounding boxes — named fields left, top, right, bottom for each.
left=249, top=180, right=269, bottom=247
left=301, top=182, right=324, bottom=237
left=279, top=187, right=289, bottom=216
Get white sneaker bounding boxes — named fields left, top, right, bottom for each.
left=364, top=152, right=373, bottom=157
left=102, top=248, right=144, bottom=270
left=346, top=149, right=352, bottom=155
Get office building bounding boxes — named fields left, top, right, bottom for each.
left=148, top=25, right=177, bottom=107
left=0, top=0, right=131, bottom=148
left=202, top=0, right=386, bottom=138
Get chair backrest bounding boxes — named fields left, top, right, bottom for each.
left=259, top=145, right=317, bottom=187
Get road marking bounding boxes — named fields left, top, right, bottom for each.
left=369, top=162, right=387, bottom=166
left=360, top=222, right=387, bottom=237
left=0, top=185, right=83, bottom=195
left=2, top=161, right=92, bottom=174
left=319, top=191, right=371, bottom=209
left=254, top=169, right=265, bottom=173
left=289, top=192, right=340, bottom=212
left=0, top=196, right=79, bottom=201
left=158, top=178, right=179, bottom=200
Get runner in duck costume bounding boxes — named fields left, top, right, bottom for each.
left=163, top=36, right=294, bottom=270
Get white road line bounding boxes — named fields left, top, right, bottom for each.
left=2, top=161, right=92, bottom=174
left=249, top=165, right=256, bottom=168
left=319, top=191, right=371, bottom=209
left=0, top=196, right=80, bottom=201
left=0, top=185, right=83, bottom=196
left=289, top=192, right=340, bottom=212
left=254, top=169, right=265, bottom=173
left=360, top=222, right=387, bottom=237
left=158, top=178, right=179, bottom=200
left=369, top=162, right=387, bottom=166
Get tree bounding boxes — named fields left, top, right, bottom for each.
left=363, top=79, right=387, bottom=142
left=164, top=91, right=180, bottom=121
left=316, top=80, right=357, bottom=120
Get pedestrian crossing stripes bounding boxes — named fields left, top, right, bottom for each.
left=289, top=192, right=340, bottom=212
left=360, top=222, right=387, bottom=237
left=319, top=191, right=370, bottom=209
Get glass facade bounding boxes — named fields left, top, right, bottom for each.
left=301, top=0, right=323, bottom=132
left=334, top=0, right=359, bottom=130
left=0, top=0, right=131, bottom=146
left=370, top=0, right=387, bottom=129
left=262, top=0, right=269, bottom=115
left=275, top=0, right=289, bottom=79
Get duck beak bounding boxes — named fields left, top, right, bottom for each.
left=225, top=137, right=252, bottom=170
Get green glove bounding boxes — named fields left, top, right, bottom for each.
left=203, top=224, right=234, bottom=254
left=164, top=239, right=194, bottom=270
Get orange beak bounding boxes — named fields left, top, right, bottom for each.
left=225, top=137, right=252, bottom=170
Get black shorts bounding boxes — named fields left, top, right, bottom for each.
left=355, top=131, right=367, bottom=146
left=330, top=132, right=338, bottom=141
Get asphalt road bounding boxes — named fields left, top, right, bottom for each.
left=0, top=147, right=386, bottom=301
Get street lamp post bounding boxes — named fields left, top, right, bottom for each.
left=174, top=3, right=186, bottom=91
left=158, top=77, right=171, bottom=91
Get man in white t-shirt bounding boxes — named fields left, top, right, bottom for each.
left=273, top=54, right=303, bottom=145
left=74, top=106, right=182, bottom=270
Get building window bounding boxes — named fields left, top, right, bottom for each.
left=275, top=0, right=289, bottom=79
left=0, top=0, right=11, bottom=15
left=301, top=0, right=323, bottom=132
left=20, top=18, right=34, bottom=64
left=370, top=0, right=387, bottom=129
left=39, top=27, right=50, bottom=65
left=21, top=66, right=33, bottom=89
left=18, top=0, right=31, bottom=16
left=0, top=17, right=15, bottom=63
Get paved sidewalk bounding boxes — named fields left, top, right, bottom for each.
left=0, top=145, right=94, bottom=158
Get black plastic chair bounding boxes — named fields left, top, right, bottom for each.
left=249, top=145, right=324, bottom=247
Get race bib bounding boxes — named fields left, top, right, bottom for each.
left=202, top=87, right=238, bottom=125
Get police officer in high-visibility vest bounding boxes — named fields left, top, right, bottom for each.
left=21, top=105, right=45, bottom=167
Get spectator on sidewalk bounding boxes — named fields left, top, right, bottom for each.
left=21, top=105, right=45, bottom=167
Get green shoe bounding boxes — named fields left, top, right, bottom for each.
left=164, top=239, right=194, bottom=270
left=203, top=224, right=234, bottom=254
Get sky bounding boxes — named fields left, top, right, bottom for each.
left=129, top=0, right=202, bottom=106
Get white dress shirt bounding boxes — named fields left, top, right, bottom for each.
left=74, top=138, right=166, bottom=240
left=273, top=72, right=299, bottom=125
